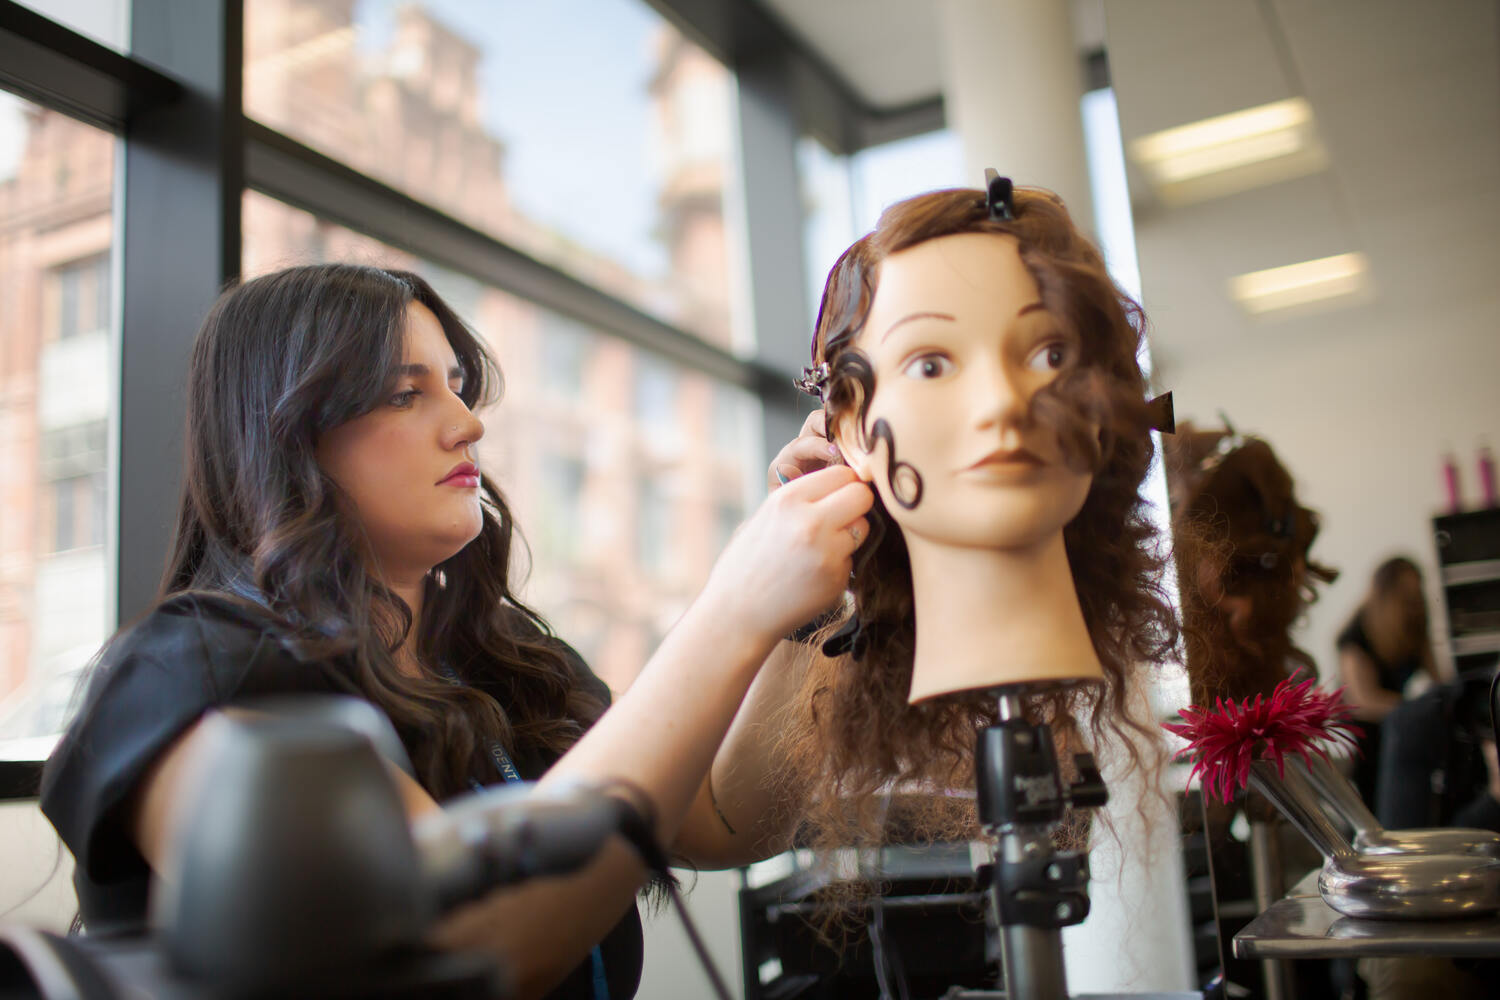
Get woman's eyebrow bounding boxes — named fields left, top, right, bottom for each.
left=880, top=311, right=955, bottom=343
left=1016, top=301, right=1045, bottom=317
left=396, top=363, right=465, bottom=381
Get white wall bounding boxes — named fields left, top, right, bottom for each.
left=637, top=867, right=744, bottom=1000
left=0, top=802, right=75, bottom=931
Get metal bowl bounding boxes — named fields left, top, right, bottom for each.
left=1355, top=827, right=1500, bottom=858
left=1319, top=852, right=1500, bottom=920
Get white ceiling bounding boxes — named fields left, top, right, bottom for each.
left=759, top=0, right=1500, bottom=370
left=1106, top=0, right=1500, bottom=368
left=757, top=0, right=946, bottom=107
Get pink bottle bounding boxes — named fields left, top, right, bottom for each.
left=1442, top=453, right=1462, bottom=513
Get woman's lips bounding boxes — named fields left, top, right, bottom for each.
left=439, top=462, right=480, bottom=488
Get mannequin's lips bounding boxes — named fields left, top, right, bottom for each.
left=959, top=448, right=1047, bottom=483
left=965, top=448, right=1044, bottom=470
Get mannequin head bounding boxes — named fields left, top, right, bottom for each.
left=775, top=183, right=1179, bottom=848
left=1167, top=423, right=1336, bottom=704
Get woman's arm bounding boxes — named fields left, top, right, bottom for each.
left=670, top=409, right=850, bottom=868
left=671, top=639, right=811, bottom=868
left=127, top=465, right=871, bottom=999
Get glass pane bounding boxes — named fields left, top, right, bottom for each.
left=0, top=91, right=117, bottom=755
left=245, top=192, right=765, bottom=691
left=13, top=0, right=130, bottom=52
left=245, top=0, right=745, bottom=352
left=798, top=129, right=966, bottom=330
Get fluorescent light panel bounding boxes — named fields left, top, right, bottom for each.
left=1229, top=252, right=1369, bottom=314
left=1130, top=98, right=1324, bottom=202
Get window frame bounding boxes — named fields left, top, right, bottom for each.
left=0, top=0, right=946, bottom=780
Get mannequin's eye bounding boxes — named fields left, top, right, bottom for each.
left=1027, top=341, right=1071, bottom=373
left=902, top=354, right=954, bottom=380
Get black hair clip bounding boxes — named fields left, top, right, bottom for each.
left=795, top=362, right=830, bottom=398
left=1146, top=391, right=1176, bottom=434
left=984, top=168, right=1015, bottom=221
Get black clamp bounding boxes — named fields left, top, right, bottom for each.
left=976, top=723, right=1110, bottom=830
left=978, top=852, right=1093, bottom=928
left=984, top=168, right=1015, bottom=221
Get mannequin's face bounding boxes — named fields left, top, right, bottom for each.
left=835, top=233, right=1092, bottom=551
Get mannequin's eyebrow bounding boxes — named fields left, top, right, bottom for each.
left=1016, top=302, right=1045, bottom=317
left=881, top=311, right=955, bottom=343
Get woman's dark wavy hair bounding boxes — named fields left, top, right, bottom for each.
left=774, top=186, right=1181, bottom=851
left=160, top=263, right=603, bottom=798
left=1166, top=425, right=1337, bottom=705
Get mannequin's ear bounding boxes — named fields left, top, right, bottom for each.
left=831, top=409, right=876, bottom=483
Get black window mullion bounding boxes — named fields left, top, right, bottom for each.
left=116, top=0, right=243, bottom=623
left=0, top=0, right=180, bottom=131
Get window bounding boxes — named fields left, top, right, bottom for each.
left=0, top=93, right=117, bottom=745
left=245, top=194, right=762, bottom=691
left=52, top=254, right=110, bottom=341
left=39, top=421, right=108, bottom=554
left=14, top=0, right=130, bottom=52
left=798, top=129, right=965, bottom=326
left=245, top=0, right=745, bottom=351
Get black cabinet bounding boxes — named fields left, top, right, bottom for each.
left=1433, top=507, right=1500, bottom=674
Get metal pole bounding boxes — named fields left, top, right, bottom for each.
left=988, top=690, right=1069, bottom=1000
left=1248, top=817, right=1293, bottom=1000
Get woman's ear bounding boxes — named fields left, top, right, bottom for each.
left=831, top=409, right=875, bottom=483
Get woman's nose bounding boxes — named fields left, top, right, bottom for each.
left=442, top=394, right=484, bottom=451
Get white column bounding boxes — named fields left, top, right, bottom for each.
left=936, top=0, right=1096, bottom=232
left=938, top=2, right=1196, bottom=990
left=1060, top=718, right=1197, bottom=993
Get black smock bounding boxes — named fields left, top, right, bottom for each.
left=40, top=592, right=644, bottom=1000
left=1336, top=613, right=1422, bottom=811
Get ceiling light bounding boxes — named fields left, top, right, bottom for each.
left=1129, top=98, right=1325, bottom=203
left=1228, top=253, right=1369, bottom=315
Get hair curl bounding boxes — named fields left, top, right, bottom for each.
left=160, top=263, right=604, bottom=798
left=774, top=186, right=1181, bottom=853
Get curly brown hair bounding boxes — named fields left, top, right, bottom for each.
left=1166, top=424, right=1337, bottom=705
left=773, top=185, right=1181, bottom=852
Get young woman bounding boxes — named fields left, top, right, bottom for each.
left=40, top=263, right=872, bottom=999
left=1337, top=555, right=1440, bottom=805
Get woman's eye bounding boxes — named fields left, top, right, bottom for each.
left=902, top=354, right=954, bottom=380
left=1028, top=341, right=1071, bottom=373
left=389, top=388, right=420, bottom=408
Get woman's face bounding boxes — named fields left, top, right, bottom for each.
left=835, top=232, right=1092, bottom=551
left=316, top=301, right=486, bottom=580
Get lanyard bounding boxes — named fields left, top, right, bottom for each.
left=439, top=664, right=611, bottom=1000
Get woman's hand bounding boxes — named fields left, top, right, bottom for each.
left=768, top=409, right=841, bottom=491
left=702, top=462, right=871, bottom=648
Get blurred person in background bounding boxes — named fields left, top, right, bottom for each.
left=1337, top=556, right=1440, bottom=807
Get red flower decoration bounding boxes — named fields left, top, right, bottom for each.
left=1163, top=674, right=1363, bottom=803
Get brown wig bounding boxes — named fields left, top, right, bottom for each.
left=774, top=185, right=1181, bottom=852
left=159, top=263, right=604, bottom=798
left=1167, top=423, right=1337, bottom=706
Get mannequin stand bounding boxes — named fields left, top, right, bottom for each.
left=965, top=688, right=1109, bottom=1000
